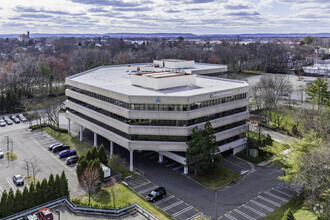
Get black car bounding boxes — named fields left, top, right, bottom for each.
left=66, top=155, right=79, bottom=165
left=13, top=118, right=20, bottom=124
left=52, top=145, right=69, bottom=153
left=10, top=115, right=17, bottom=120
left=146, top=187, right=166, bottom=202
left=48, top=143, right=61, bottom=151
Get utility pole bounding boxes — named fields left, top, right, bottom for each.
left=215, top=189, right=219, bottom=220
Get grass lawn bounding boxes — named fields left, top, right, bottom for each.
left=235, top=150, right=265, bottom=164
left=42, top=127, right=91, bottom=156
left=77, top=183, right=173, bottom=220
left=189, top=166, right=240, bottom=190
left=5, top=152, right=17, bottom=161
left=263, top=198, right=317, bottom=220
left=24, top=176, right=39, bottom=185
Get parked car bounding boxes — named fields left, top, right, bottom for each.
left=48, top=143, right=61, bottom=151
left=38, top=208, right=54, bottom=220
left=0, top=149, right=3, bottom=158
left=66, top=155, right=79, bottom=165
left=0, top=119, right=6, bottom=127
left=13, top=118, right=20, bottom=124
left=5, top=119, right=13, bottom=125
left=23, top=214, right=39, bottom=220
left=59, top=149, right=76, bottom=158
left=146, top=187, right=166, bottom=202
left=18, top=114, right=27, bottom=122
left=52, top=145, right=69, bottom=153
left=13, top=174, right=24, bottom=186
left=10, top=115, right=17, bottom=120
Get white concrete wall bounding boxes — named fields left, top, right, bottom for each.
left=164, top=60, right=195, bottom=69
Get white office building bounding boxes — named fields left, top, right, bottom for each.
left=65, top=59, right=249, bottom=174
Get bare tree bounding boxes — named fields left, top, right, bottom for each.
left=44, top=99, right=61, bottom=130
left=79, top=167, right=102, bottom=206
left=22, top=159, right=31, bottom=178
left=30, top=159, right=41, bottom=185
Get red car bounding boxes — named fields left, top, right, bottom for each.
left=38, top=208, right=54, bottom=220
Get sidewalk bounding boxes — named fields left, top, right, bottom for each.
left=249, top=124, right=298, bottom=143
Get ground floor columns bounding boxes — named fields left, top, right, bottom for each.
left=93, top=132, right=97, bottom=147
left=130, top=150, right=134, bottom=172
left=158, top=153, right=163, bottom=163
left=79, top=126, right=83, bottom=141
left=110, top=140, right=113, bottom=159
left=67, top=119, right=71, bottom=134
left=184, top=166, right=188, bottom=175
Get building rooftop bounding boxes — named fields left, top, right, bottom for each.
left=67, top=62, right=248, bottom=97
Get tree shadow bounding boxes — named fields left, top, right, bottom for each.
left=91, top=189, right=111, bottom=204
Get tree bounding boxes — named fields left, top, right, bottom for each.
left=186, top=126, right=205, bottom=176
left=306, top=78, right=329, bottom=108
left=29, top=182, right=36, bottom=208
left=304, top=36, right=313, bottom=45
left=85, top=150, right=93, bottom=161
left=98, top=144, right=108, bottom=165
left=40, top=178, right=48, bottom=203
left=7, top=188, right=15, bottom=216
left=54, top=174, right=61, bottom=198
left=282, top=208, right=295, bottom=220
left=22, top=186, right=30, bottom=211
left=77, top=157, right=88, bottom=178
left=60, top=171, right=70, bottom=198
left=91, top=147, right=98, bottom=160
left=48, top=174, right=55, bottom=200
left=91, top=159, right=104, bottom=182
left=0, top=191, right=8, bottom=218
left=22, top=158, right=31, bottom=178
left=14, top=190, right=23, bottom=212
left=30, top=158, right=41, bottom=185
left=35, top=181, right=42, bottom=206
left=79, top=167, right=102, bottom=206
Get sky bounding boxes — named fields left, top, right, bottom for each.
left=0, top=0, right=329, bottom=35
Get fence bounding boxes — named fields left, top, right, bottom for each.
left=3, top=197, right=157, bottom=220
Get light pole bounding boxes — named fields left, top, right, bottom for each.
left=55, top=209, right=60, bottom=220
left=215, top=189, right=219, bottom=220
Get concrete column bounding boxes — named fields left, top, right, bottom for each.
left=79, top=126, right=83, bottom=141
left=130, top=150, right=134, bottom=172
left=184, top=166, right=188, bottom=175
left=158, top=153, right=163, bottom=163
left=110, top=140, right=113, bottom=159
left=67, top=119, right=71, bottom=135
left=93, top=132, right=97, bottom=147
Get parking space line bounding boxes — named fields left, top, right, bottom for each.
left=272, top=187, right=293, bottom=197
left=242, top=204, right=266, bottom=217
left=6, top=177, right=17, bottom=192
left=132, top=181, right=151, bottom=190
left=173, top=165, right=183, bottom=171
left=166, top=162, right=177, bottom=167
left=138, top=185, right=158, bottom=194
left=224, top=213, right=237, bottom=220
left=265, top=191, right=288, bottom=202
left=163, top=200, right=183, bottom=211
left=173, top=206, right=193, bottom=217
left=234, top=209, right=256, bottom=220
left=186, top=212, right=203, bottom=220
left=258, top=196, right=281, bottom=207
left=250, top=200, right=274, bottom=212
left=154, top=195, right=175, bottom=205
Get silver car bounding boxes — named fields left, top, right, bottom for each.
left=0, top=149, right=3, bottom=158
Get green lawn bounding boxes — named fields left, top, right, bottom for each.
left=5, top=152, right=18, bottom=161
left=189, top=166, right=240, bottom=190
left=235, top=151, right=265, bottom=164
left=263, top=198, right=317, bottom=220
left=42, top=127, right=91, bottom=156
left=76, top=183, right=173, bottom=220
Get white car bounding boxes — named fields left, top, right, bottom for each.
left=0, top=119, right=5, bottom=127
left=0, top=149, right=3, bottom=158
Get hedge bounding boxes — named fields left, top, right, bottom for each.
left=30, top=123, right=68, bottom=133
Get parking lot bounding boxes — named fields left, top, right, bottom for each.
left=0, top=123, right=83, bottom=198
left=125, top=175, right=203, bottom=220
left=221, top=183, right=297, bottom=220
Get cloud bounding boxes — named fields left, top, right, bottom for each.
left=184, top=0, right=217, bottom=3
left=15, top=6, right=85, bottom=16
left=19, top=13, right=54, bottom=19
left=114, top=7, right=152, bottom=12
left=225, top=4, right=252, bottom=10
left=69, top=0, right=142, bottom=7
left=164, top=8, right=181, bottom=13
left=88, top=8, right=111, bottom=13
left=226, top=11, right=260, bottom=16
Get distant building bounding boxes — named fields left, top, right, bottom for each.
left=303, top=59, right=330, bottom=76
left=18, top=31, right=30, bottom=42
left=315, top=48, right=330, bottom=55
left=65, top=59, right=248, bottom=174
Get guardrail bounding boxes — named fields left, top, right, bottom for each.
left=3, top=197, right=157, bottom=220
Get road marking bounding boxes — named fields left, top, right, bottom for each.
left=173, top=206, right=193, bottom=217
left=250, top=200, right=274, bottom=212
left=138, top=185, right=158, bottom=194
left=240, top=170, right=249, bottom=175
left=265, top=191, right=288, bottom=202
left=6, top=177, right=17, bottom=192
left=242, top=204, right=266, bottom=217
left=258, top=196, right=281, bottom=207
left=234, top=209, right=256, bottom=220
left=173, top=165, right=183, bottom=171
left=272, top=187, right=293, bottom=197
left=186, top=212, right=203, bottom=220
left=224, top=213, right=237, bottom=220
left=163, top=200, right=183, bottom=211
left=166, top=162, right=177, bottom=167
left=154, top=195, right=175, bottom=205
left=132, top=181, right=151, bottom=190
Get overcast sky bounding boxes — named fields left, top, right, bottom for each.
left=0, top=0, right=329, bottom=35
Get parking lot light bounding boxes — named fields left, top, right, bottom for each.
left=55, top=209, right=60, bottom=220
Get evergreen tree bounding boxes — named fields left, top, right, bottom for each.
left=22, top=186, right=30, bottom=211
left=7, top=188, right=15, bottom=216
left=306, top=78, right=329, bottom=107
left=48, top=173, right=55, bottom=200
left=77, top=158, right=88, bottom=178
left=14, top=190, right=23, bottom=212
left=282, top=208, right=295, bottom=220
left=92, top=159, right=104, bottom=182
left=35, top=181, right=42, bottom=206
left=186, top=126, right=205, bottom=176
left=91, top=147, right=98, bottom=160
left=85, top=150, right=93, bottom=161
left=60, top=170, right=70, bottom=197
left=78, top=155, right=86, bottom=163
left=40, top=178, right=48, bottom=203
left=98, top=144, right=108, bottom=165
left=29, top=182, right=36, bottom=207
left=0, top=191, right=8, bottom=218
left=54, top=174, right=61, bottom=198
